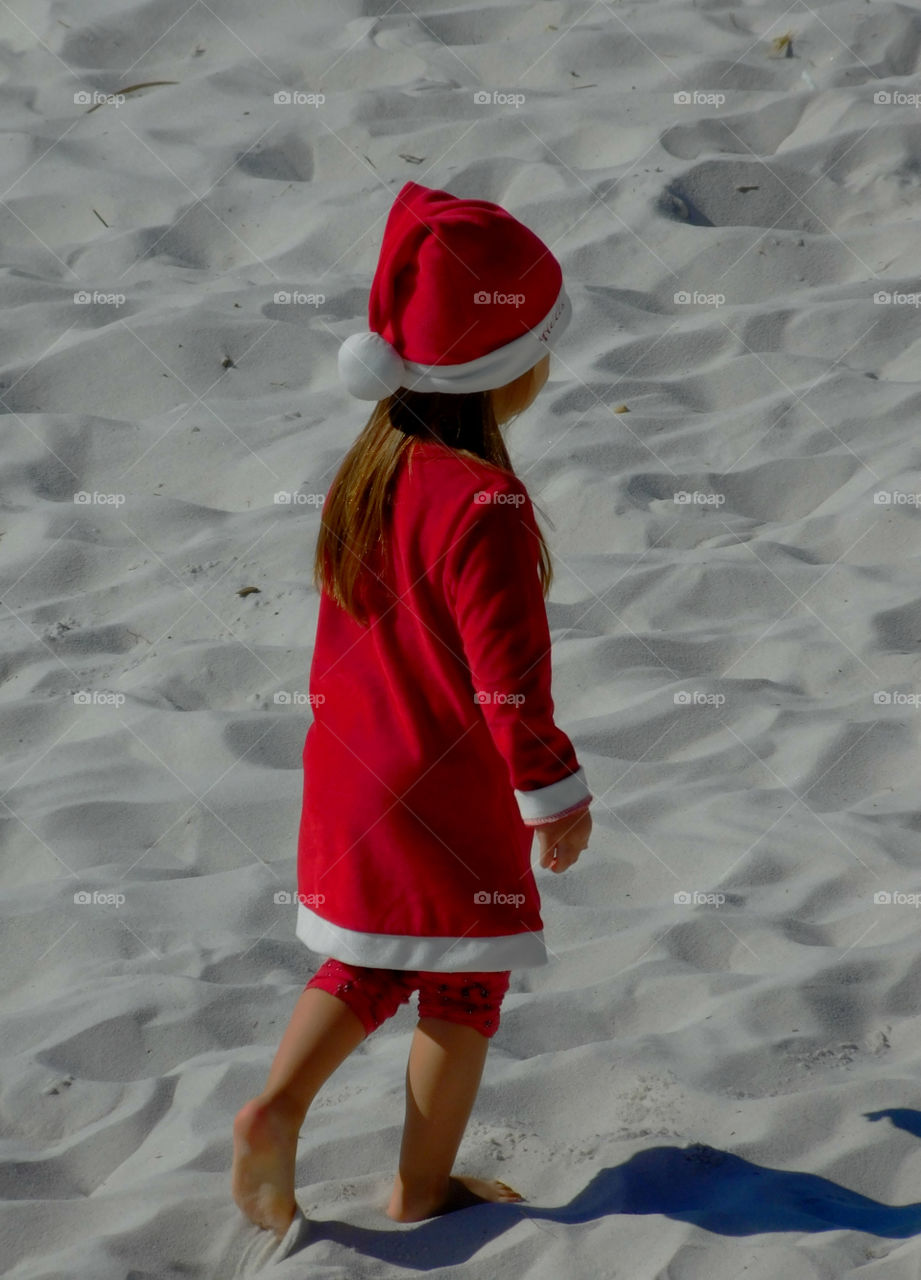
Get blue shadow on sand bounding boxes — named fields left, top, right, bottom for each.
left=277, top=1111, right=921, bottom=1269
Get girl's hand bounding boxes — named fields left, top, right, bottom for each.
left=535, top=806, right=592, bottom=873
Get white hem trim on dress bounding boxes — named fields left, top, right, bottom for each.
left=516, top=765, right=592, bottom=824
left=295, top=903, right=549, bottom=971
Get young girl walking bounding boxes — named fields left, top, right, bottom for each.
left=231, top=180, right=594, bottom=1236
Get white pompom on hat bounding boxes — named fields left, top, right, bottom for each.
left=338, top=331, right=407, bottom=401
left=338, top=181, right=572, bottom=400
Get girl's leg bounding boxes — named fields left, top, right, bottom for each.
left=232, top=985, right=367, bottom=1235
left=386, top=1017, right=523, bottom=1222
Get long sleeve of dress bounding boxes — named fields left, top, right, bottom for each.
left=444, top=474, right=592, bottom=826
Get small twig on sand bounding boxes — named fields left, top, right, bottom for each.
left=86, top=81, right=180, bottom=113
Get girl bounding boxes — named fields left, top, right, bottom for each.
left=232, top=181, right=594, bottom=1236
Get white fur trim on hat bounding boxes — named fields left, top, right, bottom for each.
left=339, top=284, right=571, bottom=400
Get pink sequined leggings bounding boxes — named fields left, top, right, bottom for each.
left=305, top=957, right=511, bottom=1039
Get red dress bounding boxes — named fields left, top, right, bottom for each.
left=295, top=438, right=592, bottom=972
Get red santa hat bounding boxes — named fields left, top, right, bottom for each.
left=338, top=180, right=572, bottom=400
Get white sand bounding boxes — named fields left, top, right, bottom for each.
left=4, top=0, right=921, bottom=1275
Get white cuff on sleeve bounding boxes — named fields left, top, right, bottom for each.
left=515, top=766, right=591, bottom=825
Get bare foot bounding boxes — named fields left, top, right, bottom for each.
left=231, top=1096, right=302, bottom=1236
left=386, top=1174, right=525, bottom=1222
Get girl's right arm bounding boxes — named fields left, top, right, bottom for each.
left=444, top=474, right=594, bottom=851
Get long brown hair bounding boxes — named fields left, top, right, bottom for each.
left=313, top=361, right=554, bottom=626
